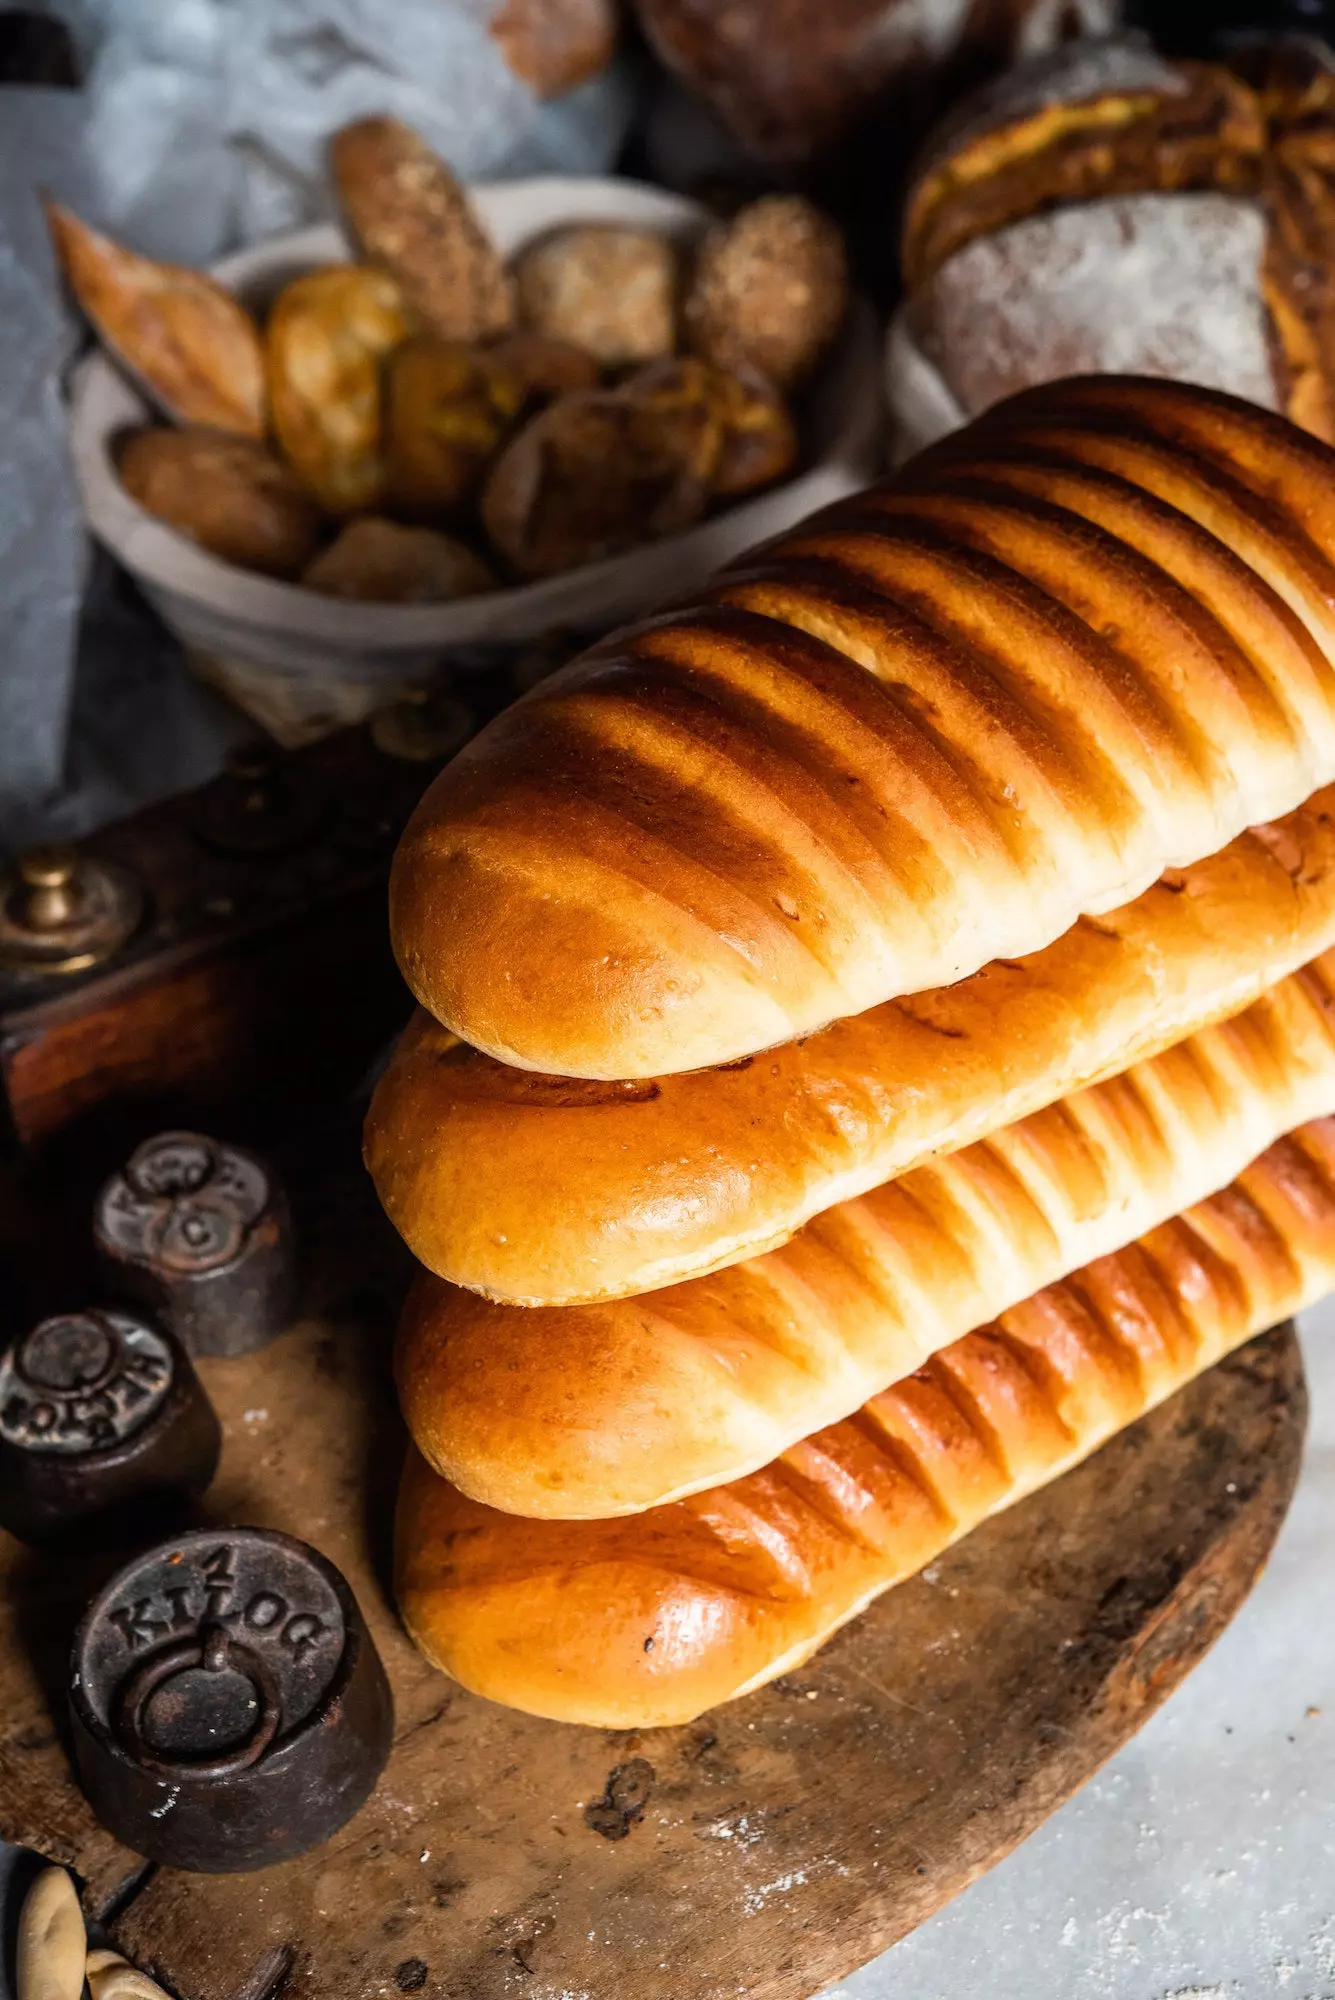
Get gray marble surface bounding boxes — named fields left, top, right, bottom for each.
left=834, top=1293, right=1335, bottom=2000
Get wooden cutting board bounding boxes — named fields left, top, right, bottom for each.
left=0, top=1150, right=1307, bottom=2000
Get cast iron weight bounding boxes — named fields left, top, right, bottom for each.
left=69, top=1527, right=394, bottom=1871
left=94, top=1131, right=297, bottom=1357
left=0, top=1307, right=220, bottom=1548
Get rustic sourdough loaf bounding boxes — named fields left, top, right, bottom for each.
left=368, top=785, right=1335, bottom=1305
left=902, top=39, right=1264, bottom=292
left=389, top=375, right=1335, bottom=1077
left=396, top=1117, right=1335, bottom=1726
left=397, top=951, right=1335, bottom=1517
left=892, top=36, right=1335, bottom=452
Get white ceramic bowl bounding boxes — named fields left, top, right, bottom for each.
left=68, top=177, right=884, bottom=744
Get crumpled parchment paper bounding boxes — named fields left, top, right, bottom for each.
left=0, top=0, right=633, bottom=843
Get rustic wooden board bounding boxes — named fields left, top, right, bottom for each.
left=0, top=1150, right=1307, bottom=2000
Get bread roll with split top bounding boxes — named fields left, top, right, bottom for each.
left=396, top=1116, right=1335, bottom=1727
left=389, top=375, right=1335, bottom=1077
left=367, top=784, right=1335, bottom=1305
left=396, top=951, right=1335, bottom=1518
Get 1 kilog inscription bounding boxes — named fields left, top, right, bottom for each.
left=77, top=1531, right=347, bottom=1764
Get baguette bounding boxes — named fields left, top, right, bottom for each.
left=368, top=785, right=1335, bottom=1305
left=396, top=1116, right=1335, bottom=1727
left=397, top=951, right=1335, bottom=1518
left=389, top=375, right=1335, bottom=1077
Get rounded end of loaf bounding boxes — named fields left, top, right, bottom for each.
left=387, top=723, right=804, bottom=1078
left=394, top=1266, right=806, bottom=1518
left=364, top=1008, right=804, bottom=1303
left=394, top=1446, right=773, bottom=1727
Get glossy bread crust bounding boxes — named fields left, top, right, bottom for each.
left=389, top=376, right=1335, bottom=1077
left=368, top=785, right=1335, bottom=1304
left=396, top=1117, right=1335, bottom=1726
left=396, top=953, right=1335, bottom=1517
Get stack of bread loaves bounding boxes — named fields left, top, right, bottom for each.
left=368, top=372, right=1335, bottom=1728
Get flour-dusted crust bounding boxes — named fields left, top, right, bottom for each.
left=396, top=1117, right=1335, bottom=1725
left=913, top=193, right=1279, bottom=419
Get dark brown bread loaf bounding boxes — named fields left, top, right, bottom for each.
left=389, top=375, right=1335, bottom=1077
left=632, top=0, right=1118, bottom=167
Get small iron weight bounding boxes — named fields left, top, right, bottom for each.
left=0, top=1307, right=220, bottom=1547
left=94, top=1131, right=297, bottom=1357
left=69, top=1527, right=393, bottom=1871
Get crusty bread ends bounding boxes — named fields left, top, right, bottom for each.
left=389, top=375, right=1335, bottom=1077
left=396, top=1117, right=1335, bottom=1727
left=368, top=784, right=1335, bottom=1305
left=397, top=952, right=1335, bottom=1517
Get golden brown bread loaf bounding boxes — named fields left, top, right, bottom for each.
left=397, top=951, right=1335, bottom=1517
left=396, top=1117, right=1335, bottom=1726
left=368, top=785, right=1335, bottom=1305
left=389, top=375, right=1335, bottom=1077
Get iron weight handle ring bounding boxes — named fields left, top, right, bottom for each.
left=114, top=1624, right=283, bottom=1779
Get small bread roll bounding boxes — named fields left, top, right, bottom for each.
left=626, top=356, right=797, bottom=496
left=513, top=225, right=677, bottom=367
left=683, top=195, right=848, bottom=389
left=118, top=427, right=324, bottom=577
left=330, top=118, right=514, bottom=342
left=265, top=265, right=410, bottom=514
left=481, top=384, right=714, bottom=578
left=44, top=200, right=264, bottom=436
left=386, top=338, right=521, bottom=518
left=303, top=519, right=494, bottom=601
left=488, top=0, right=617, bottom=99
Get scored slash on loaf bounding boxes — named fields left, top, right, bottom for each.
left=395, top=951, right=1335, bottom=1517
left=390, top=375, right=1335, bottom=1078
left=395, top=1118, right=1335, bottom=1729
left=367, top=782, right=1335, bottom=1306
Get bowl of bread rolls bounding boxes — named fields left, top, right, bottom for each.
left=365, top=367, right=1335, bottom=1729
left=57, top=118, right=880, bottom=745
left=887, top=31, right=1335, bottom=457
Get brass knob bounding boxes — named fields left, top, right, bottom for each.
left=0, top=846, right=143, bottom=974
left=17, top=846, right=83, bottom=932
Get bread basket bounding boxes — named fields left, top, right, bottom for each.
left=67, top=177, right=883, bottom=745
